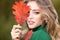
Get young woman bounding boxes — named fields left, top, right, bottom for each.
left=11, top=0, right=60, bottom=40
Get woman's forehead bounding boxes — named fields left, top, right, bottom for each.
left=27, top=1, right=40, bottom=10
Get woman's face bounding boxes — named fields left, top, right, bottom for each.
left=27, top=1, right=44, bottom=29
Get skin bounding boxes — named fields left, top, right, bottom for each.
left=27, top=1, right=44, bottom=29
left=11, top=1, right=45, bottom=40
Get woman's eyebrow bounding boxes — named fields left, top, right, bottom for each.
left=32, top=9, right=40, bottom=11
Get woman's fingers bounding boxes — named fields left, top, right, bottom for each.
left=11, top=25, right=22, bottom=40
left=12, top=25, right=22, bottom=30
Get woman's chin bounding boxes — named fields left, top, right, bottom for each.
left=28, top=25, right=36, bottom=29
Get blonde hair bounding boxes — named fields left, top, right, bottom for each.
left=36, top=0, right=60, bottom=40
left=24, top=0, right=60, bottom=40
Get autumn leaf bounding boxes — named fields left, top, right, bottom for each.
left=12, top=1, right=30, bottom=24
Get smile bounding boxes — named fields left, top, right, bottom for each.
left=28, top=21, right=35, bottom=25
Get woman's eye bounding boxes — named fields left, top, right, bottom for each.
left=34, top=12, right=40, bottom=14
left=28, top=11, right=30, bottom=13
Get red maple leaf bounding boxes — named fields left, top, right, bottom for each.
left=12, top=1, right=30, bottom=24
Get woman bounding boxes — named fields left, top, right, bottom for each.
left=11, top=0, right=60, bottom=40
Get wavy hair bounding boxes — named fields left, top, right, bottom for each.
left=23, top=0, right=60, bottom=40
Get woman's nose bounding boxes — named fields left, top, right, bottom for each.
left=28, top=11, right=33, bottom=19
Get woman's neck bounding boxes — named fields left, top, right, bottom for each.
left=32, top=24, right=46, bottom=32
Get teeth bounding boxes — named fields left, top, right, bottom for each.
left=29, top=21, right=34, bottom=23
left=28, top=21, right=34, bottom=25
left=30, top=21, right=33, bottom=23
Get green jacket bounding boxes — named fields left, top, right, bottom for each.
left=29, top=25, right=51, bottom=40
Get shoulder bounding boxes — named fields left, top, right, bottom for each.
left=30, top=29, right=51, bottom=40
left=38, top=29, right=51, bottom=40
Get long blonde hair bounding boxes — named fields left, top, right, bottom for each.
left=24, top=0, right=60, bottom=40
left=36, top=0, right=60, bottom=40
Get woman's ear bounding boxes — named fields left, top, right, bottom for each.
left=43, top=15, right=49, bottom=25
left=43, top=19, right=47, bottom=26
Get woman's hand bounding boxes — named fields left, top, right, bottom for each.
left=11, top=24, right=22, bottom=40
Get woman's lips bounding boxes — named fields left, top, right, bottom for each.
left=28, top=21, right=35, bottom=25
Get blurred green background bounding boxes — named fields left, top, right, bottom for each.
left=0, top=0, right=60, bottom=40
